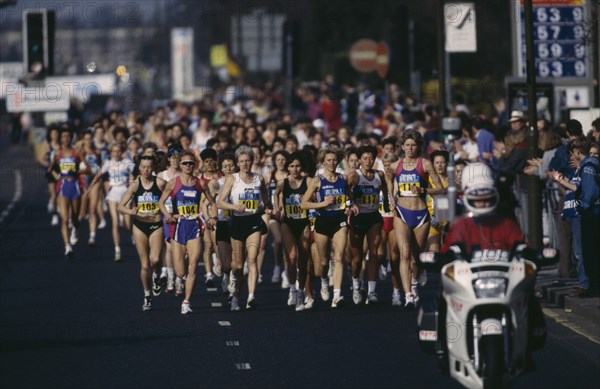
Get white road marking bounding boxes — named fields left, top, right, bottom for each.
left=207, top=288, right=218, bottom=292
left=235, top=363, right=251, bottom=370
left=0, top=170, right=22, bottom=224
left=211, top=302, right=223, bottom=307
left=225, top=340, right=239, bottom=346
left=218, top=321, right=231, bottom=326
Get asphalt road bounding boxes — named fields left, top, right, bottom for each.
left=1, top=138, right=599, bottom=388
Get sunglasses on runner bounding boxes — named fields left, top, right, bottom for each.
left=180, top=161, right=195, bottom=166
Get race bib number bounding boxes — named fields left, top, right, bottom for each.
left=285, top=204, right=307, bottom=219
left=326, top=193, right=346, bottom=211
left=398, top=182, right=420, bottom=197
left=178, top=204, right=199, bottom=219
left=138, top=202, right=159, bottom=214
left=284, top=195, right=307, bottom=219
left=238, top=199, right=259, bottom=213
left=59, top=161, right=76, bottom=175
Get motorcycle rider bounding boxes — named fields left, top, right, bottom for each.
left=441, top=162, right=546, bottom=369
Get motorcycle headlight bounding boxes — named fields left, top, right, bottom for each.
left=473, top=277, right=507, bottom=298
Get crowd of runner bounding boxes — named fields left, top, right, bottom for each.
left=36, top=80, right=600, bottom=313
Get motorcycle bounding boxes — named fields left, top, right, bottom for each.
left=416, top=244, right=558, bottom=389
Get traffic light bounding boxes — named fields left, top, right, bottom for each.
left=23, top=9, right=55, bottom=78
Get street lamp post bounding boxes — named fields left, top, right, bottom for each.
left=524, top=0, right=542, bottom=249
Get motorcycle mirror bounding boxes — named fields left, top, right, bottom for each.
left=418, top=252, right=443, bottom=271
left=540, top=248, right=559, bottom=265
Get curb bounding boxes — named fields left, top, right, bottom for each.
left=537, top=266, right=600, bottom=340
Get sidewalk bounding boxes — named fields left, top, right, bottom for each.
left=536, top=265, right=600, bottom=343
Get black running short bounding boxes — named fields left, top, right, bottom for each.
left=216, top=220, right=231, bottom=242
left=133, top=219, right=164, bottom=237
left=314, top=213, right=348, bottom=239
left=283, top=217, right=310, bottom=241
left=228, top=214, right=268, bottom=242
left=350, top=212, right=383, bottom=236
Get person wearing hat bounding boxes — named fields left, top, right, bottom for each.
left=508, top=110, right=526, bottom=132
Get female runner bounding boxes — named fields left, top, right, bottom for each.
left=387, top=130, right=445, bottom=308
left=118, top=155, right=167, bottom=310
left=301, top=145, right=358, bottom=308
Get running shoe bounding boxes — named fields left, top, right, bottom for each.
left=181, top=300, right=192, bottom=315
left=69, top=228, right=78, bottom=245
left=51, top=214, right=59, bottom=226
left=222, top=273, right=229, bottom=294
left=418, top=270, right=428, bottom=286
left=352, top=288, right=363, bottom=305
left=295, top=290, right=305, bottom=312
left=331, top=295, right=345, bottom=308
left=64, top=246, right=74, bottom=260
left=281, top=271, right=290, bottom=289
left=378, top=264, right=387, bottom=281
left=212, top=253, right=222, bottom=277
left=287, top=290, right=297, bottom=306
left=228, top=273, right=236, bottom=294
left=409, top=283, right=420, bottom=304
left=320, top=281, right=330, bottom=301
left=391, top=293, right=402, bottom=307
left=97, top=219, right=107, bottom=229
left=152, top=274, right=162, bottom=296
left=114, top=247, right=122, bottom=263
left=205, top=272, right=215, bottom=288
left=230, top=296, right=241, bottom=311
left=366, top=292, right=378, bottom=305
left=404, top=292, right=415, bottom=309
left=159, top=274, right=167, bottom=290
left=246, top=297, right=258, bottom=310
left=258, top=274, right=263, bottom=284
left=304, top=296, right=314, bottom=310
left=47, top=199, right=54, bottom=214
left=411, top=280, right=419, bottom=296
left=271, top=265, right=282, bottom=283
left=166, top=277, right=174, bottom=293
left=175, top=278, right=184, bottom=296
left=142, top=296, right=152, bottom=311
left=88, top=235, right=95, bottom=247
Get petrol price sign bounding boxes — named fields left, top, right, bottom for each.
left=515, top=0, right=589, bottom=78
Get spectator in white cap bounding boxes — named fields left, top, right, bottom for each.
left=313, top=118, right=329, bottom=138
left=508, top=110, right=526, bottom=132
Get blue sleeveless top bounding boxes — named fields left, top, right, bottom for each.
left=316, top=173, right=347, bottom=217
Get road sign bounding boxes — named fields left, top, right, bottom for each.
left=376, top=42, right=390, bottom=78
left=445, top=3, right=477, bottom=52
left=171, top=28, right=194, bottom=99
left=514, top=0, right=589, bottom=78
left=349, top=39, right=378, bottom=73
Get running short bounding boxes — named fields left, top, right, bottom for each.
left=57, top=179, right=81, bottom=201
left=350, top=212, right=383, bottom=236
left=163, top=220, right=176, bottom=242
left=173, top=218, right=203, bottom=245
left=395, top=205, right=429, bottom=229
left=382, top=216, right=394, bottom=234
left=216, top=220, right=231, bottom=242
left=105, top=185, right=128, bottom=202
left=283, top=218, right=310, bottom=241
left=229, top=213, right=268, bottom=242
left=314, top=213, right=348, bottom=238
left=133, top=219, right=163, bottom=237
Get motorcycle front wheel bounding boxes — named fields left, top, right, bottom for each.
left=481, top=335, right=506, bottom=389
